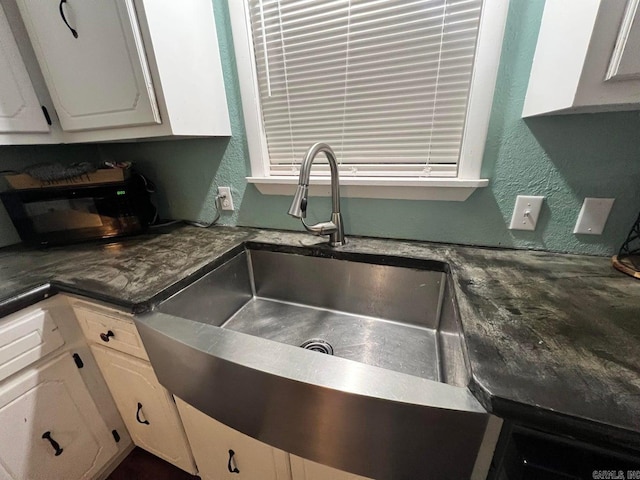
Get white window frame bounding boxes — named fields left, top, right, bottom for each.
left=229, top=0, right=509, bottom=201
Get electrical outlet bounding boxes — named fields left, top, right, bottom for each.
left=573, top=198, right=614, bottom=235
left=218, top=186, right=234, bottom=211
left=509, top=195, right=544, bottom=231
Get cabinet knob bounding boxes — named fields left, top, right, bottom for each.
left=100, top=330, right=115, bottom=342
left=228, top=449, right=240, bottom=474
left=42, top=431, right=64, bottom=456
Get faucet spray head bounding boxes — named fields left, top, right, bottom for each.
left=288, top=184, right=308, bottom=218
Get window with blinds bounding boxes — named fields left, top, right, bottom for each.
left=247, top=0, right=484, bottom=178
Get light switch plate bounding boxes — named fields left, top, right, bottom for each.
left=509, top=195, right=544, bottom=231
left=573, top=198, right=615, bottom=235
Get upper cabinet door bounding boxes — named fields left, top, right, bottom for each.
left=605, top=0, right=640, bottom=82
left=524, top=0, right=640, bottom=116
left=15, top=0, right=161, bottom=131
left=0, top=3, right=48, bottom=133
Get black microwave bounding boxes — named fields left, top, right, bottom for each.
left=1, top=175, right=156, bottom=246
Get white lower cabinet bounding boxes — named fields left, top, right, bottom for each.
left=175, top=397, right=291, bottom=480
left=71, top=297, right=374, bottom=479
left=175, top=397, right=372, bottom=480
left=0, top=352, right=118, bottom=480
left=90, top=344, right=196, bottom=474
left=290, top=456, right=372, bottom=480
left=0, top=304, right=64, bottom=383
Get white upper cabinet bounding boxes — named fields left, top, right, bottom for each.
left=16, top=0, right=160, bottom=132
left=0, top=2, right=48, bottom=133
left=523, top=0, right=640, bottom=116
left=3, top=0, right=230, bottom=143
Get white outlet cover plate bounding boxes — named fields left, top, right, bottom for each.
left=509, top=195, right=544, bottom=231
left=218, top=186, right=234, bottom=211
left=573, top=198, right=615, bottom=235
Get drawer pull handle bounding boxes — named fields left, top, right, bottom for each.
left=136, top=402, right=150, bottom=425
left=42, top=431, right=63, bottom=456
left=58, top=0, right=78, bottom=38
left=100, top=330, right=115, bottom=342
left=228, top=449, right=240, bottom=473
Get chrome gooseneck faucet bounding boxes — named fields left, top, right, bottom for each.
left=287, top=143, right=346, bottom=246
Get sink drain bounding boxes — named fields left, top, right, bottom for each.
left=300, top=339, right=334, bottom=355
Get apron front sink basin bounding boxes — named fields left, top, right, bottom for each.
left=136, top=243, right=488, bottom=479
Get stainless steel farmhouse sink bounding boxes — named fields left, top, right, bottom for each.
left=135, top=243, right=490, bottom=479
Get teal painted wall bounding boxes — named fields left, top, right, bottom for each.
left=233, top=0, right=640, bottom=256
left=2, top=0, right=640, bottom=255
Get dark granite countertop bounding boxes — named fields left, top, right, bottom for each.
left=1, top=225, right=639, bottom=450
left=0, top=225, right=255, bottom=313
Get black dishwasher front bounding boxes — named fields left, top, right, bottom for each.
left=489, top=423, right=640, bottom=480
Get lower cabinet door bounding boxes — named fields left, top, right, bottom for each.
left=0, top=352, right=118, bottom=480
left=175, top=397, right=291, bottom=480
left=290, top=455, right=373, bottom=480
left=90, top=345, right=196, bottom=474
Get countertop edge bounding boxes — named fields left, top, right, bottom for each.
left=469, top=376, right=640, bottom=452
left=0, top=283, right=54, bottom=317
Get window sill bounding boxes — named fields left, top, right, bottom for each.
left=247, top=176, right=489, bottom=201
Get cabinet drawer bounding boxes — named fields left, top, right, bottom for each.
left=73, top=303, right=149, bottom=360
left=0, top=306, right=65, bottom=383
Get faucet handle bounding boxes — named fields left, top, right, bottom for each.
left=302, top=220, right=338, bottom=236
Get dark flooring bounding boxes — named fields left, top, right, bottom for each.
left=107, top=447, right=200, bottom=480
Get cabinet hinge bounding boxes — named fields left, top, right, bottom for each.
left=112, top=430, right=121, bottom=443
left=72, top=353, right=84, bottom=369
left=41, top=106, right=52, bottom=126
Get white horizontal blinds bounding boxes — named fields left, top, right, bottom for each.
left=248, top=0, right=483, bottom=177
